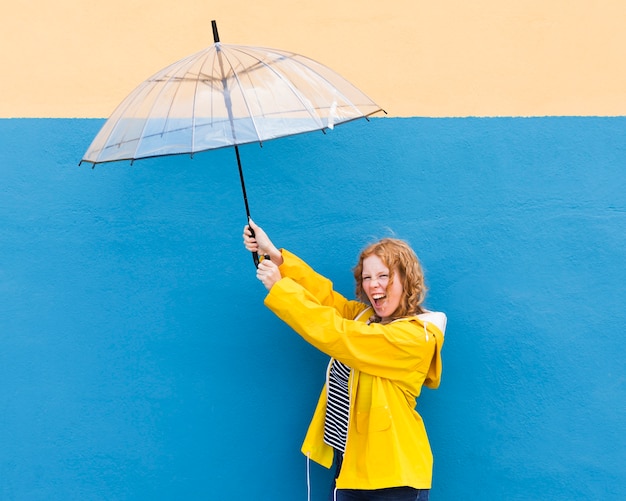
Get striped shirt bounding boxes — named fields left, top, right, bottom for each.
left=323, top=358, right=352, bottom=452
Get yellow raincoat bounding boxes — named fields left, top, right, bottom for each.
left=264, top=250, right=446, bottom=490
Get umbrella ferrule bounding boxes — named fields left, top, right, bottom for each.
left=211, top=20, right=220, bottom=43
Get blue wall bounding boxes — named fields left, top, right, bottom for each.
left=1, top=117, right=625, bottom=500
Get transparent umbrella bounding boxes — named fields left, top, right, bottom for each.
left=81, top=21, right=383, bottom=265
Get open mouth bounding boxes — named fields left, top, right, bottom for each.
left=372, top=293, right=386, bottom=307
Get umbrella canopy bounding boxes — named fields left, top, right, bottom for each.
left=82, top=25, right=382, bottom=164
left=81, top=21, right=383, bottom=264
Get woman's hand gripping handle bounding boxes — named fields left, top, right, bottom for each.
left=242, top=219, right=284, bottom=289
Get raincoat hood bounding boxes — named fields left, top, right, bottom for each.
left=415, top=311, right=447, bottom=389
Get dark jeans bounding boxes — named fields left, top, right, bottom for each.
left=329, top=451, right=430, bottom=501
left=330, top=487, right=429, bottom=501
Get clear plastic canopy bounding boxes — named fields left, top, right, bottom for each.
left=82, top=42, right=383, bottom=165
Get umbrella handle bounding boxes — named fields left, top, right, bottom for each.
left=248, top=226, right=260, bottom=267
left=247, top=227, right=270, bottom=268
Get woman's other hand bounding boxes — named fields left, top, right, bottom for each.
left=256, top=258, right=282, bottom=291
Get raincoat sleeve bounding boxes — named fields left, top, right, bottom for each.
left=265, top=260, right=445, bottom=383
left=277, top=249, right=365, bottom=320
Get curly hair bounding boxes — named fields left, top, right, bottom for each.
left=353, top=238, right=427, bottom=319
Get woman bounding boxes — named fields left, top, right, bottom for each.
left=243, top=220, right=446, bottom=501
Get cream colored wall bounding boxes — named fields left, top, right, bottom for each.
left=3, top=0, right=626, bottom=117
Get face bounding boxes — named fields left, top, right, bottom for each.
left=361, top=255, right=403, bottom=322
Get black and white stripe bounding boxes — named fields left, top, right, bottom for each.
left=323, top=359, right=351, bottom=452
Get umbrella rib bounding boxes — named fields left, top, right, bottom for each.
left=89, top=78, right=154, bottom=162
left=190, top=56, right=203, bottom=154
left=215, top=43, right=240, bottom=145
left=288, top=54, right=370, bottom=122
left=132, top=60, right=192, bottom=159
left=133, top=49, right=216, bottom=159
left=163, top=54, right=201, bottom=156
left=269, top=47, right=381, bottom=120
left=230, top=44, right=378, bottom=125
left=228, top=45, right=325, bottom=131
left=203, top=47, right=230, bottom=146
left=219, top=47, right=263, bottom=143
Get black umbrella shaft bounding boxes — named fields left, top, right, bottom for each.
left=235, top=145, right=259, bottom=267
left=234, top=145, right=251, bottom=220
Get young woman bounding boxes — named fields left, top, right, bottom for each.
left=243, top=220, right=446, bottom=501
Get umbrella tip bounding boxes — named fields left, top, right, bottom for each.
left=211, top=20, right=220, bottom=43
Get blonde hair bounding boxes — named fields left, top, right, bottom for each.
left=353, top=238, right=427, bottom=319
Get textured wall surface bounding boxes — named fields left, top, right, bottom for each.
left=1, top=117, right=625, bottom=500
